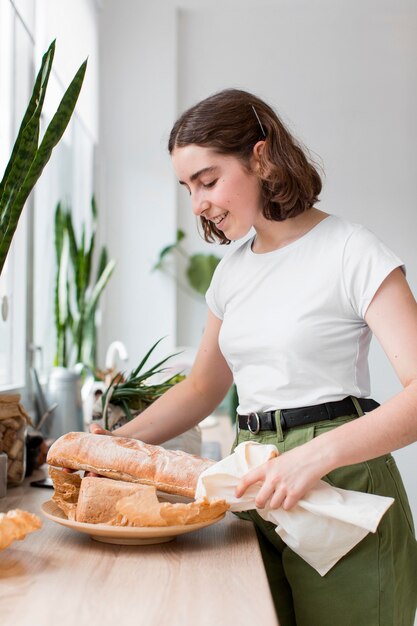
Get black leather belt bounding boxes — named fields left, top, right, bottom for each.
left=238, top=397, right=380, bottom=434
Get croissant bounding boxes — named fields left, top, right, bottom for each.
left=0, top=509, right=42, bottom=550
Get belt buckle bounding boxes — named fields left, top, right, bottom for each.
left=247, top=412, right=261, bottom=434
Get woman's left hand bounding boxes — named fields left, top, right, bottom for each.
left=235, top=442, right=329, bottom=510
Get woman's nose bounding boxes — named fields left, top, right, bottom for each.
left=192, top=198, right=211, bottom=217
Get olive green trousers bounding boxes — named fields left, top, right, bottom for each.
left=233, top=410, right=417, bottom=626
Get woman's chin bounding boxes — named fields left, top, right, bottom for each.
left=223, top=225, right=252, bottom=241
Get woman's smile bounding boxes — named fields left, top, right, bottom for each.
left=210, top=211, right=229, bottom=227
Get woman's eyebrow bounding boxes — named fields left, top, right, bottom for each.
left=179, top=166, right=218, bottom=185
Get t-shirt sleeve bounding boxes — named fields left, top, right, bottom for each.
left=342, top=226, right=405, bottom=318
left=205, top=259, right=224, bottom=320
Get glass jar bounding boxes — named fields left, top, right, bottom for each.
left=0, top=394, right=30, bottom=486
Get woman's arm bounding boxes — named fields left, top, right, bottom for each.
left=107, top=310, right=233, bottom=444
left=236, top=267, right=417, bottom=510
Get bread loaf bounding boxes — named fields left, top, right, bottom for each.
left=47, top=432, right=215, bottom=498
left=75, top=477, right=146, bottom=524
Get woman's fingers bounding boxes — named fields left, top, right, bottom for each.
left=236, top=444, right=327, bottom=511
left=235, top=456, right=301, bottom=510
left=89, top=423, right=112, bottom=436
left=235, top=465, right=265, bottom=498
left=254, top=480, right=277, bottom=509
left=269, top=490, right=288, bottom=510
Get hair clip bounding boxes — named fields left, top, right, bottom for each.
left=251, top=105, right=266, bottom=138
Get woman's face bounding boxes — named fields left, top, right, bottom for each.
left=171, top=145, right=263, bottom=241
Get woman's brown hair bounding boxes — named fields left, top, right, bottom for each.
left=168, top=88, right=322, bottom=244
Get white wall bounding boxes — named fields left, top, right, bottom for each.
left=99, top=0, right=178, bottom=368
left=99, top=0, right=417, bottom=520
left=34, top=0, right=99, bottom=142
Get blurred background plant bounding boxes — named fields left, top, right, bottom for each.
left=153, top=229, right=220, bottom=298
left=54, top=195, right=116, bottom=370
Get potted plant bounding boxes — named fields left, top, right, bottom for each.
left=42, top=196, right=116, bottom=439
left=91, top=338, right=201, bottom=455
left=54, top=195, right=116, bottom=370
left=0, top=40, right=87, bottom=482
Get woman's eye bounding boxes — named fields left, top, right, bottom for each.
left=202, top=179, right=217, bottom=189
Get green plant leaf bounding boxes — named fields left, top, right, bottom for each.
left=58, top=232, right=70, bottom=326
left=54, top=232, right=71, bottom=366
left=54, top=202, right=66, bottom=365
left=91, top=194, right=97, bottom=221
left=65, top=210, right=78, bottom=271
left=54, top=202, right=65, bottom=261
left=186, top=253, right=220, bottom=295
left=85, top=197, right=97, bottom=290
left=96, top=246, right=108, bottom=283
left=77, top=224, right=87, bottom=309
left=0, top=57, right=87, bottom=275
left=152, top=229, right=187, bottom=271
left=0, top=41, right=55, bottom=212
left=84, top=259, right=116, bottom=321
left=129, top=336, right=166, bottom=378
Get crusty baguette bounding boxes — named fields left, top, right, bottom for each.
left=47, top=432, right=215, bottom=498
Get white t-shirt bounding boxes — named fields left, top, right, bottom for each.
left=205, top=215, right=404, bottom=414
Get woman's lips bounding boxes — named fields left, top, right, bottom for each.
left=213, top=211, right=229, bottom=228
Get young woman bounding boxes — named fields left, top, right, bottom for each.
left=93, top=89, right=417, bottom=625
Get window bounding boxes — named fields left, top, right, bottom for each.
left=0, top=3, right=33, bottom=390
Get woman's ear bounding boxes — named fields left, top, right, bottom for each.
left=251, top=140, right=266, bottom=171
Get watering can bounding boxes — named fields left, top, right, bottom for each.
left=45, top=365, right=95, bottom=439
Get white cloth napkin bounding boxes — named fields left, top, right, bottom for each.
left=195, top=441, right=394, bottom=576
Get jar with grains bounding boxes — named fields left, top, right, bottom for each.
left=0, top=395, right=31, bottom=486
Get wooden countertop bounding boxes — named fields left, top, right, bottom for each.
left=0, top=468, right=278, bottom=626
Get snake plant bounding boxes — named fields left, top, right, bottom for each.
left=54, top=196, right=116, bottom=369
left=0, top=40, right=87, bottom=276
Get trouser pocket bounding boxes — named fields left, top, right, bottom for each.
left=385, top=454, right=415, bottom=535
